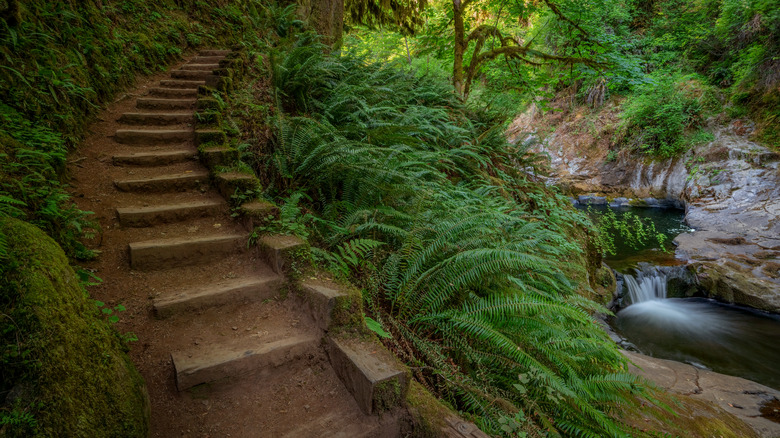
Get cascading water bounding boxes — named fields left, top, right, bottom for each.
left=613, top=263, right=780, bottom=390
left=624, top=265, right=670, bottom=304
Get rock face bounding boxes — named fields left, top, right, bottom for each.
left=510, top=106, right=780, bottom=310
left=625, top=351, right=780, bottom=438
left=670, top=125, right=780, bottom=309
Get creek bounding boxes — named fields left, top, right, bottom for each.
left=586, top=205, right=780, bottom=391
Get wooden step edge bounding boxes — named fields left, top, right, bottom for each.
left=116, top=200, right=225, bottom=227
left=159, top=79, right=207, bottom=89
left=112, top=150, right=197, bottom=167
left=180, top=64, right=220, bottom=71
left=297, top=279, right=350, bottom=331
left=153, top=276, right=284, bottom=318
left=191, top=56, right=226, bottom=63
left=114, top=171, right=209, bottom=193
left=172, top=335, right=318, bottom=391
left=136, top=98, right=197, bottom=110
left=148, top=88, right=198, bottom=97
left=114, top=129, right=193, bottom=145
left=118, top=112, right=194, bottom=125
left=171, top=70, right=217, bottom=80
left=128, top=233, right=246, bottom=271
left=327, top=335, right=409, bottom=415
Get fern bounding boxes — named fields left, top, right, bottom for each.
left=230, top=35, right=657, bottom=437
left=312, top=238, right=384, bottom=278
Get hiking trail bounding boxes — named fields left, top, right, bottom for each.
left=69, top=50, right=409, bottom=437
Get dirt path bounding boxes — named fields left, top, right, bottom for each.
left=67, top=50, right=401, bottom=437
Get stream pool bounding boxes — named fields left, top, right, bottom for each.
left=585, top=204, right=780, bottom=391
left=578, top=204, right=690, bottom=273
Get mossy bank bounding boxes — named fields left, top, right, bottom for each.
left=0, top=218, right=149, bottom=437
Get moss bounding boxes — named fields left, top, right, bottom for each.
left=592, top=263, right=617, bottom=305
left=621, top=392, right=760, bottom=438
left=214, top=171, right=261, bottom=201
left=329, top=282, right=368, bottom=333
left=374, top=379, right=402, bottom=414
left=405, top=381, right=456, bottom=438
left=195, top=110, right=223, bottom=127
left=0, top=218, right=149, bottom=437
left=196, top=97, right=222, bottom=111
left=195, top=129, right=227, bottom=146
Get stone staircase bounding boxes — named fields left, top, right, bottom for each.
left=80, top=49, right=415, bottom=436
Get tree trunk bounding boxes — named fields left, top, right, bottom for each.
left=301, top=0, right=344, bottom=49
left=452, top=0, right=466, bottom=97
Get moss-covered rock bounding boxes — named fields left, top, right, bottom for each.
left=0, top=218, right=149, bottom=437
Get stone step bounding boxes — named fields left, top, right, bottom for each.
left=129, top=233, right=245, bottom=271
left=115, top=129, right=192, bottom=145
left=172, top=334, right=318, bottom=391
left=159, top=79, right=206, bottom=89
left=112, top=150, right=197, bottom=167
left=191, top=56, right=225, bottom=63
left=137, top=98, right=196, bottom=110
left=214, top=172, right=260, bottom=200
left=298, top=280, right=349, bottom=331
left=153, top=275, right=284, bottom=318
left=199, top=49, right=231, bottom=56
left=114, top=170, right=209, bottom=193
left=116, top=199, right=225, bottom=227
left=171, top=70, right=216, bottom=80
left=258, top=234, right=308, bottom=275
left=328, top=336, right=409, bottom=415
left=280, top=410, right=395, bottom=438
left=180, top=64, right=220, bottom=71
left=118, top=112, right=194, bottom=125
left=148, top=87, right=198, bottom=98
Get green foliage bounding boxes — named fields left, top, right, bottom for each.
left=0, top=0, right=271, bottom=260
left=619, top=73, right=716, bottom=157
left=630, top=0, right=779, bottom=147
left=94, top=301, right=126, bottom=325
left=0, top=407, right=38, bottom=431
left=258, top=1, right=304, bottom=38
left=249, top=192, right=314, bottom=242
left=232, top=31, right=657, bottom=436
left=0, top=106, right=96, bottom=260
left=364, top=315, right=392, bottom=338
left=589, top=208, right=668, bottom=256
left=312, top=239, right=385, bottom=279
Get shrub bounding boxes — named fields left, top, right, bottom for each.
left=620, top=73, right=717, bottom=158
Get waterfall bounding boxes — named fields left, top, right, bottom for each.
left=623, top=263, right=693, bottom=305
left=625, top=272, right=666, bottom=303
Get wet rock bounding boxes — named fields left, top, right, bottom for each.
left=608, top=197, right=630, bottom=207
left=577, top=194, right=607, bottom=205
left=692, top=261, right=780, bottom=313
left=625, top=351, right=780, bottom=437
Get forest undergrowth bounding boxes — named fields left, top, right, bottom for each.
left=0, top=0, right=270, bottom=432
left=222, top=18, right=668, bottom=436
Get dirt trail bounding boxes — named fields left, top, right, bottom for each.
left=68, top=50, right=399, bottom=437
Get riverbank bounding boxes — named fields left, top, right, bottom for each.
left=626, top=351, right=780, bottom=438
left=510, top=105, right=780, bottom=312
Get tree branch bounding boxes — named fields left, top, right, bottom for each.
left=478, top=45, right=605, bottom=69
left=542, top=0, right=599, bottom=44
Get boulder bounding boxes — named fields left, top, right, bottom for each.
left=0, top=218, right=150, bottom=437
